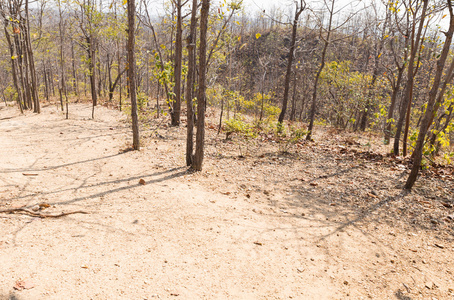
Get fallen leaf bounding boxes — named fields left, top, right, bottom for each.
left=139, top=179, right=146, bottom=185
left=254, top=242, right=263, bottom=246
left=310, top=182, right=318, bottom=186
left=14, top=280, right=35, bottom=291
left=39, top=203, right=50, bottom=209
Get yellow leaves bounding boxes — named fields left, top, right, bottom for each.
left=11, top=55, right=17, bottom=60
left=442, top=14, right=447, bottom=19
left=239, top=43, right=247, bottom=50
left=255, top=33, right=261, bottom=39
left=123, top=0, right=127, bottom=5
left=378, top=53, right=382, bottom=58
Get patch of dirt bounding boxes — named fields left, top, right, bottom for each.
left=0, top=102, right=453, bottom=299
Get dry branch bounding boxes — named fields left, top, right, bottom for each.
left=0, top=207, right=89, bottom=218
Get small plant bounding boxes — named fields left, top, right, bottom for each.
left=224, top=116, right=256, bottom=139
left=275, top=124, right=307, bottom=153
left=224, top=116, right=257, bottom=156
left=137, top=91, right=148, bottom=110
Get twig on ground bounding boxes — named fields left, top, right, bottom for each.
left=0, top=207, right=89, bottom=218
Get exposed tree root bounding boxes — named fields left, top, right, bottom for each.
left=0, top=207, right=88, bottom=218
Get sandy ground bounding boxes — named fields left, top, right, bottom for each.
left=0, top=103, right=453, bottom=300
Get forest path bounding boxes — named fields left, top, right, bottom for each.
left=0, top=103, right=452, bottom=299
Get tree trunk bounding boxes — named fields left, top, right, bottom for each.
left=58, top=0, right=67, bottom=117
left=405, top=1, right=454, bottom=189
left=393, top=0, right=428, bottom=156
left=185, top=0, right=198, bottom=166
left=307, top=0, right=335, bottom=140
left=289, top=69, right=298, bottom=121
left=171, top=0, right=183, bottom=126
left=278, top=2, right=305, bottom=124
left=3, top=25, right=23, bottom=113
left=127, top=0, right=140, bottom=150
left=71, top=42, right=79, bottom=97
left=192, top=0, right=210, bottom=171
left=384, top=66, right=404, bottom=145
left=25, top=0, right=40, bottom=113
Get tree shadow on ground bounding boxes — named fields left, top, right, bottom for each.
left=0, top=293, right=20, bottom=300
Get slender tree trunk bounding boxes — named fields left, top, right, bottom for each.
left=185, top=0, right=198, bottom=166
left=58, top=0, right=67, bottom=117
left=307, top=0, right=334, bottom=140
left=192, top=0, right=210, bottom=171
left=43, top=61, right=49, bottom=101
left=25, top=0, right=40, bottom=113
left=278, top=2, right=305, bottom=124
left=405, top=17, right=454, bottom=189
left=289, top=69, right=298, bottom=121
left=4, top=26, right=23, bottom=113
left=171, top=0, right=183, bottom=126
left=393, top=0, right=428, bottom=156
left=156, top=80, right=160, bottom=117
left=307, top=38, right=329, bottom=140
left=127, top=0, right=140, bottom=150
left=406, top=2, right=454, bottom=189
left=71, top=42, right=79, bottom=97
left=87, top=36, right=97, bottom=117
left=384, top=67, right=404, bottom=145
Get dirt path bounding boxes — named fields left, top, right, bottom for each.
left=0, top=103, right=453, bottom=299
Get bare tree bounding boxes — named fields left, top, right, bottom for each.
left=277, top=0, right=306, bottom=125
left=392, top=0, right=429, bottom=155
left=127, top=0, right=140, bottom=150
left=192, top=0, right=210, bottom=171
left=306, top=0, right=336, bottom=140
left=170, top=0, right=189, bottom=126
left=406, top=0, right=454, bottom=189
left=185, top=0, right=198, bottom=166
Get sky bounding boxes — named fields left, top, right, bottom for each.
left=243, top=0, right=285, bottom=10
